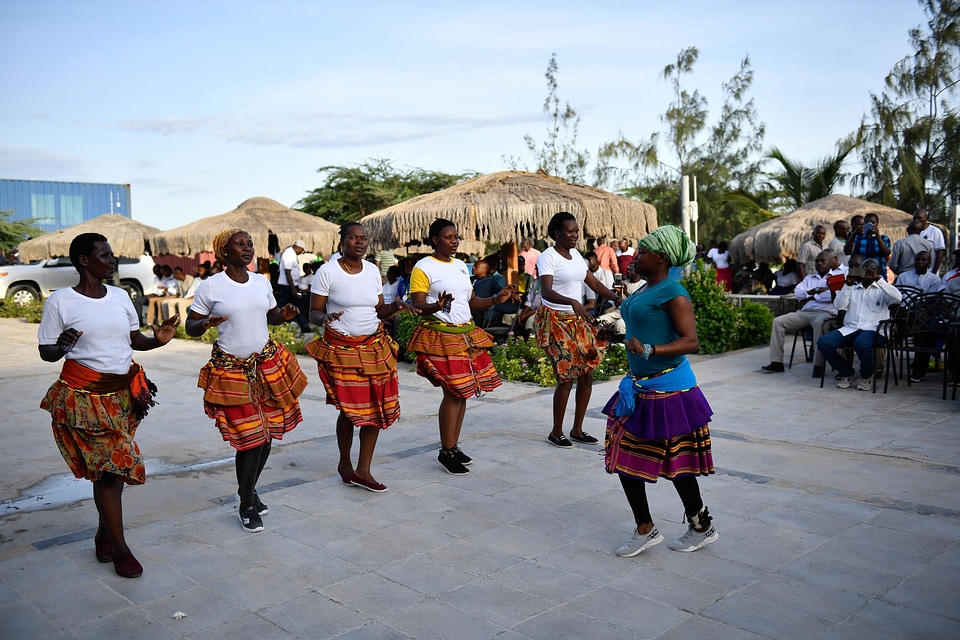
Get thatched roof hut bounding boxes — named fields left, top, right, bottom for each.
left=18, top=214, right=160, bottom=261
left=729, top=195, right=914, bottom=264
left=359, top=170, right=658, bottom=255
left=152, top=197, right=340, bottom=258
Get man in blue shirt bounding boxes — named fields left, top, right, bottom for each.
left=844, top=213, right=891, bottom=280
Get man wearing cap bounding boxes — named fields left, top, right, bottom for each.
left=278, top=239, right=309, bottom=331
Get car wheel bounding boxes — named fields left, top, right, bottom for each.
left=120, top=281, right=143, bottom=305
left=7, top=284, right=41, bottom=306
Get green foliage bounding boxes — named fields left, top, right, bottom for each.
left=734, top=300, right=774, bottom=349
left=173, top=323, right=218, bottom=343
left=0, top=210, right=43, bottom=253
left=268, top=323, right=308, bottom=355
left=766, top=142, right=856, bottom=210
left=681, top=264, right=774, bottom=353
left=508, top=53, right=590, bottom=184
left=489, top=334, right=629, bottom=386
left=392, top=312, right=421, bottom=361
left=0, top=297, right=44, bottom=322
left=854, top=0, right=960, bottom=219
left=295, top=159, right=478, bottom=224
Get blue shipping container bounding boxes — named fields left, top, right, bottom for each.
left=0, top=179, right=132, bottom=233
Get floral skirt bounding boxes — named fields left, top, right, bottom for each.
left=41, top=375, right=147, bottom=485
left=408, top=323, right=501, bottom=398
left=534, top=306, right=605, bottom=381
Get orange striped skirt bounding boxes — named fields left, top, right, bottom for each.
left=407, top=322, right=501, bottom=398
left=198, top=339, right=308, bottom=451
left=307, top=325, right=400, bottom=429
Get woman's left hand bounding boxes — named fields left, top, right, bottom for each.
left=152, top=314, right=181, bottom=346
left=279, top=303, right=300, bottom=321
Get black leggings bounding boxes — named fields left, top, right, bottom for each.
left=236, top=442, right=271, bottom=505
left=619, top=473, right=703, bottom=527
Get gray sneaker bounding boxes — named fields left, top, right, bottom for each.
left=857, top=376, right=874, bottom=391
left=616, top=527, right=663, bottom=557
left=836, top=376, right=854, bottom=389
left=668, top=524, right=718, bottom=552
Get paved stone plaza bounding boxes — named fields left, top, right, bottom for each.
left=1, top=317, right=958, bottom=639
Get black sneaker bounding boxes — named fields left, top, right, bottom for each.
left=438, top=449, right=469, bottom=475
left=811, top=366, right=824, bottom=378
left=238, top=505, right=264, bottom=533
left=761, top=362, right=784, bottom=373
left=235, top=493, right=268, bottom=516
left=451, top=445, right=472, bottom=466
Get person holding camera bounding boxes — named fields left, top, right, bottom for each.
left=844, top=213, right=892, bottom=280
left=817, top=258, right=902, bottom=390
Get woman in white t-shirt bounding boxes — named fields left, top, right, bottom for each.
left=38, top=233, right=180, bottom=578
left=536, top=212, right=621, bottom=449
left=307, top=223, right=417, bottom=493
left=186, top=228, right=308, bottom=534
left=706, top=242, right=733, bottom=291
left=408, top=218, right=518, bottom=476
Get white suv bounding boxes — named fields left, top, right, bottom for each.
left=0, top=255, right=158, bottom=305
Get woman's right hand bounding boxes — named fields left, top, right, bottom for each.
left=323, top=311, right=344, bottom=327
left=58, top=328, right=83, bottom=353
left=624, top=337, right=644, bottom=355
left=202, top=315, right=228, bottom=332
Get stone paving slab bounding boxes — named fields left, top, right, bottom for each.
left=0, top=317, right=958, bottom=639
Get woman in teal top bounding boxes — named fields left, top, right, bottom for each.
left=601, top=225, right=718, bottom=558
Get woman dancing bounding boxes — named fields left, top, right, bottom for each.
left=601, top=225, right=717, bottom=557
left=307, top=222, right=418, bottom=492
left=408, top=218, right=517, bottom=475
left=39, top=233, right=180, bottom=578
left=186, top=228, right=308, bottom=533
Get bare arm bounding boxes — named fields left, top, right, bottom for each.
left=624, top=295, right=699, bottom=357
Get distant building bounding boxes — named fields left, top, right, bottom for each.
left=0, top=179, right=132, bottom=233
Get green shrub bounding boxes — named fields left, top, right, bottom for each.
left=173, top=324, right=218, bottom=343
left=489, top=334, right=628, bottom=387
left=268, top=323, right=308, bottom=355
left=0, top=298, right=44, bottom=323
left=681, top=265, right=738, bottom=354
left=735, top=300, right=773, bottom=349
left=393, top=312, right=420, bottom=361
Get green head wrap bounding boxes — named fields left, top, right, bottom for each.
left=638, top=225, right=696, bottom=267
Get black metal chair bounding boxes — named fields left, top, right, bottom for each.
left=883, top=292, right=960, bottom=399
left=788, top=327, right=812, bottom=369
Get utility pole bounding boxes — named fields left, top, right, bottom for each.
left=680, top=176, right=690, bottom=237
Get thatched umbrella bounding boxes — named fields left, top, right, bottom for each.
left=17, top=214, right=161, bottom=261
left=152, top=197, right=340, bottom=259
left=359, top=170, right=658, bottom=255
left=729, top=194, right=914, bottom=264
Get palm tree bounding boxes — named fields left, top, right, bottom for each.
left=766, top=141, right=856, bottom=209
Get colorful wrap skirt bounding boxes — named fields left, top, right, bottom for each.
left=407, top=319, right=501, bottom=398
left=40, top=360, right=157, bottom=485
left=198, top=339, right=307, bottom=451
left=306, top=324, right=400, bottom=429
left=602, top=370, right=714, bottom=483
left=534, top=306, right=606, bottom=381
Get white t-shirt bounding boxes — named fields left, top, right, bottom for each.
left=159, top=275, right=179, bottom=296
left=312, top=259, right=383, bottom=337
left=410, top=256, right=473, bottom=324
left=919, top=225, right=946, bottom=252
left=38, top=285, right=138, bottom=375
left=382, top=280, right=399, bottom=305
left=590, top=267, right=614, bottom=290
left=191, top=272, right=276, bottom=357
left=277, top=246, right=300, bottom=287
left=707, top=248, right=730, bottom=269
left=537, top=247, right=588, bottom=313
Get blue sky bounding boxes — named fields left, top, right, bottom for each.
left=0, top=0, right=927, bottom=230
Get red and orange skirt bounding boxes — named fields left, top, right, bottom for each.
left=307, top=324, right=400, bottom=429
left=534, top=306, right=606, bottom=381
left=407, top=319, right=501, bottom=398
left=198, top=339, right=307, bottom=451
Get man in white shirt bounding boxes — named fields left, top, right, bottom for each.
left=827, top=219, right=851, bottom=267
left=817, top=259, right=903, bottom=390
left=796, top=225, right=826, bottom=279
left=277, top=239, right=309, bottom=331
left=761, top=251, right=840, bottom=377
left=942, top=248, right=960, bottom=291
left=913, top=208, right=946, bottom=273
left=895, top=251, right=943, bottom=293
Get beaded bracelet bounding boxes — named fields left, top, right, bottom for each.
left=641, top=343, right=652, bottom=360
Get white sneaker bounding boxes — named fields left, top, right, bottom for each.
left=857, top=376, right=874, bottom=391
left=616, top=527, right=664, bottom=557
left=668, top=524, right=718, bottom=552
left=837, top=376, right=854, bottom=389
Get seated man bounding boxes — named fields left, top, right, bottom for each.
left=585, top=251, right=614, bottom=314
left=762, top=251, right=841, bottom=377
left=161, top=267, right=203, bottom=321
left=145, top=264, right=178, bottom=325
left=894, top=250, right=942, bottom=293
left=940, top=248, right=960, bottom=291
left=817, top=259, right=902, bottom=390
left=471, top=260, right=502, bottom=325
